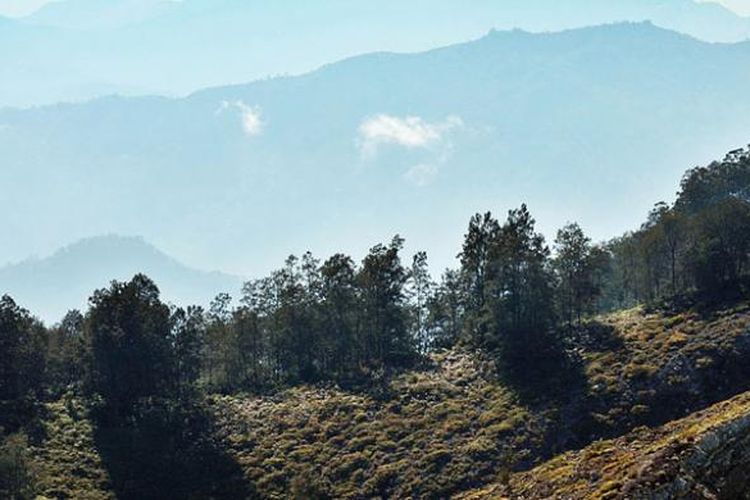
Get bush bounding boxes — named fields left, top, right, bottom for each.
left=0, top=433, right=35, bottom=500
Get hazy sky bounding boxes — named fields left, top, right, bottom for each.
left=0, top=0, right=49, bottom=17
left=1, top=0, right=749, bottom=18
left=713, top=0, right=750, bottom=14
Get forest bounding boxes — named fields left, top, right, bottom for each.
left=2, top=145, right=750, bottom=498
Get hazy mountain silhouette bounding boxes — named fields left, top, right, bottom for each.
left=0, top=235, right=243, bottom=323
left=2, top=22, right=750, bottom=277
left=2, top=0, right=749, bottom=107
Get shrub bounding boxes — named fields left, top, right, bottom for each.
left=0, top=433, right=36, bottom=500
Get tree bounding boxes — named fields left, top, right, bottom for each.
left=0, top=433, right=35, bottom=500
left=553, top=223, right=604, bottom=328
left=358, top=236, right=413, bottom=367
left=204, top=293, right=235, bottom=391
left=427, top=269, right=464, bottom=349
left=676, top=147, right=750, bottom=215
left=459, top=212, right=500, bottom=345
left=656, top=206, right=686, bottom=294
left=46, top=310, right=85, bottom=397
left=460, top=205, right=559, bottom=385
left=84, top=274, right=175, bottom=419
left=688, top=197, right=750, bottom=295
left=319, top=253, right=359, bottom=380
left=172, top=306, right=206, bottom=390
left=408, top=251, right=433, bottom=354
left=486, top=206, right=555, bottom=359
left=0, top=296, right=46, bottom=431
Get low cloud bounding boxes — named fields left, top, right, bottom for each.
left=217, top=100, right=264, bottom=137
left=357, top=114, right=463, bottom=158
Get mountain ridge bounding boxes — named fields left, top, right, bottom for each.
left=3, top=1, right=750, bottom=108
left=0, top=235, right=243, bottom=324
left=3, top=23, right=750, bottom=281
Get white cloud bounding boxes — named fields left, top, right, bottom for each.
left=236, top=102, right=263, bottom=136
left=404, top=163, right=439, bottom=187
left=217, top=100, right=264, bottom=137
left=357, top=114, right=463, bottom=158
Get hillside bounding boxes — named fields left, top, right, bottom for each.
left=3, top=23, right=750, bottom=277
left=25, top=301, right=750, bottom=498
left=0, top=235, right=242, bottom=323
left=460, top=390, right=750, bottom=499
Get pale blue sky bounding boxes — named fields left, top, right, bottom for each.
left=0, top=0, right=50, bottom=17
left=1, top=0, right=749, bottom=18
left=702, top=0, right=750, bottom=14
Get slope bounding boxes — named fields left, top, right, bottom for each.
left=460, top=391, right=750, bottom=499
left=24, top=300, right=750, bottom=497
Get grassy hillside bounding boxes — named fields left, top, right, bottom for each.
left=460, top=390, right=750, bottom=499
left=31, top=398, right=113, bottom=499
left=26, top=301, right=750, bottom=498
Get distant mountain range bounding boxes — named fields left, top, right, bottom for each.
left=1, top=0, right=749, bottom=107
left=2, top=22, right=750, bottom=280
left=0, top=236, right=243, bottom=323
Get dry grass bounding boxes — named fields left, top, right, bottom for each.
left=27, top=302, right=750, bottom=498
left=458, top=391, right=750, bottom=499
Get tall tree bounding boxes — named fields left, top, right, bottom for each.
left=358, top=236, right=412, bottom=367
left=553, top=223, right=602, bottom=328
left=319, top=253, right=359, bottom=380
left=0, top=296, right=46, bottom=430
left=459, top=212, right=500, bottom=345
left=84, top=274, right=175, bottom=419
left=408, top=251, right=433, bottom=354
left=171, top=306, right=205, bottom=391
left=427, top=269, right=464, bottom=349
left=46, top=310, right=85, bottom=397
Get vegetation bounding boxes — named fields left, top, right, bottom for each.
left=2, top=145, right=750, bottom=498
left=459, top=390, right=750, bottom=499
left=17, top=300, right=750, bottom=498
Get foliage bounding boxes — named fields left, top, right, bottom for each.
left=0, top=296, right=46, bottom=431
left=84, top=274, right=177, bottom=420
left=0, top=433, right=36, bottom=500
left=601, top=146, right=750, bottom=308
left=3, top=144, right=750, bottom=498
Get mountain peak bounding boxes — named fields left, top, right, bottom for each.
left=0, top=235, right=242, bottom=324
left=54, top=234, right=158, bottom=258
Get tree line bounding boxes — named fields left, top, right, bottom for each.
left=2, top=146, right=750, bottom=495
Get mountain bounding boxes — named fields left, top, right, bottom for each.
left=2, top=23, right=750, bottom=277
left=3, top=0, right=750, bottom=107
left=0, top=235, right=243, bottom=323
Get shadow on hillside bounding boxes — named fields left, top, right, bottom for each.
left=92, top=398, right=255, bottom=500
left=499, top=337, right=589, bottom=408
left=648, top=284, right=750, bottom=320
left=569, top=321, right=623, bottom=352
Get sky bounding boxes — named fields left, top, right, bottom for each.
left=1, top=0, right=749, bottom=18
left=712, top=0, right=750, bottom=14
left=0, top=0, right=49, bottom=17
left=2, top=0, right=750, bottom=318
